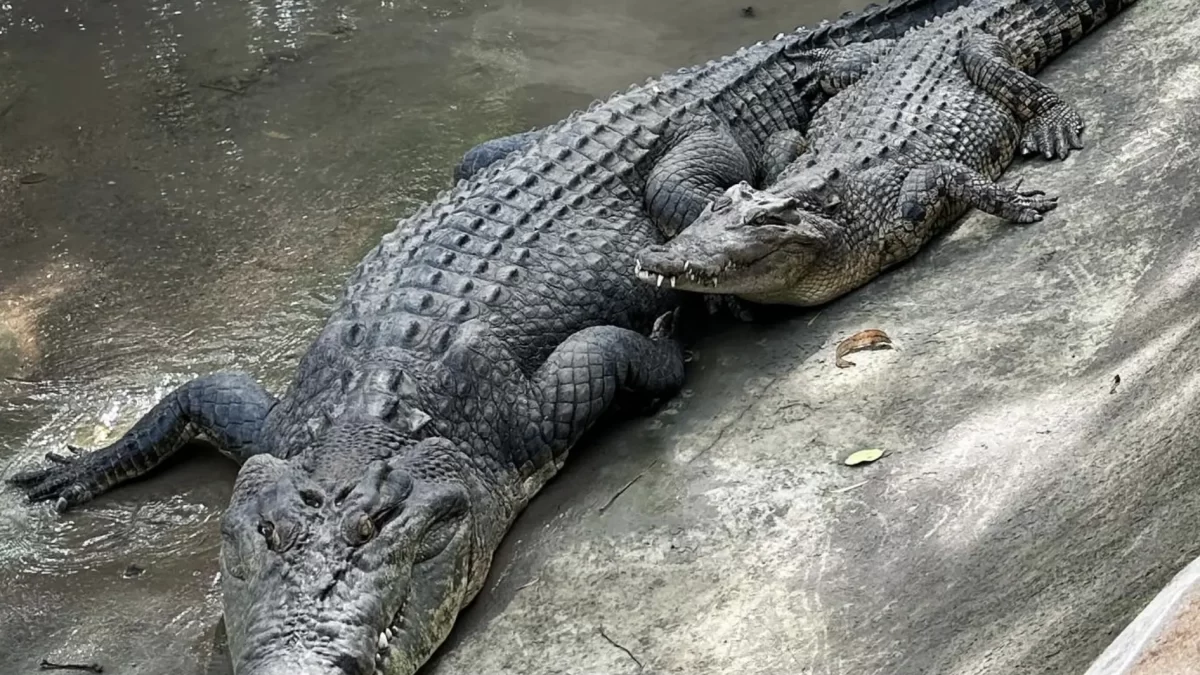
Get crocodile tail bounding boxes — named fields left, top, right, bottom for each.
left=803, top=0, right=978, bottom=46
left=1002, top=0, right=1141, bottom=74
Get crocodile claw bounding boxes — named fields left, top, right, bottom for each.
left=703, top=295, right=759, bottom=323
left=1021, top=101, right=1085, bottom=161
left=8, top=447, right=99, bottom=512
left=1002, top=186, right=1059, bottom=223
left=650, top=308, right=681, bottom=341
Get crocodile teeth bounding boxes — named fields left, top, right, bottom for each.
left=635, top=259, right=642, bottom=273
left=670, top=276, right=676, bottom=288
left=684, top=261, right=692, bottom=271
left=378, top=633, right=388, bottom=650
left=656, top=274, right=664, bottom=288
left=386, top=627, right=395, bottom=640
left=374, top=650, right=390, bottom=675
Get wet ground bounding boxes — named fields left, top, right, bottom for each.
left=0, top=0, right=862, bottom=672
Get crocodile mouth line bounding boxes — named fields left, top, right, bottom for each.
left=634, top=256, right=754, bottom=288
left=371, top=602, right=408, bottom=675
left=368, top=571, right=421, bottom=675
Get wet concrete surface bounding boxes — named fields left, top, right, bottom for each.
left=2, top=0, right=1196, bottom=674
left=0, top=0, right=863, bottom=672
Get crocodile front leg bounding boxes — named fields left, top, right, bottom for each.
left=898, top=160, right=1060, bottom=226
left=645, top=116, right=757, bottom=238
left=534, top=311, right=685, bottom=453
left=959, top=32, right=1085, bottom=160
left=7, top=372, right=275, bottom=512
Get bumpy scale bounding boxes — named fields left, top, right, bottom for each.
left=9, top=1, right=985, bottom=674
left=635, top=0, right=1137, bottom=307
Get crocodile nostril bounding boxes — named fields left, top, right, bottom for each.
left=300, top=489, right=324, bottom=509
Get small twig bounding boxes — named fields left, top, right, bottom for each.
left=1, top=375, right=38, bottom=384
left=198, top=81, right=245, bottom=95
left=834, top=480, right=869, bottom=494
left=515, top=578, right=539, bottom=591
left=598, top=472, right=644, bottom=513
left=39, top=660, right=103, bottom=673
left=806, top=310, right=823, bottom=326
left=597, top=627, right=643, bottom=670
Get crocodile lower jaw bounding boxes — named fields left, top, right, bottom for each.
left=371, top=596, right=411, bottom=674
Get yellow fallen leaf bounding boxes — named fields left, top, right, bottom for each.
left=263, top=130, right=292, bottom=140
left=844, top=448, right=884, bottom=466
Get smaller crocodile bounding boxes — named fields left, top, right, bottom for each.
left=634, top=0, right=1136, bottom=306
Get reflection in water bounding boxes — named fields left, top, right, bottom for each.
left=145, top=0, right=195, bottom=129
left=0, top=1, right=42, bottom=38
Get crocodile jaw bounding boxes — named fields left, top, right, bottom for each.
left=635, top=226, right=821, bottom=299
left=635, top=252, right=763, bottom=294
left=220, top=433, right=490, bottom=675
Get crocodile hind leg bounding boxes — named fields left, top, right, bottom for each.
left=645, top=116, right=757, bottom=238
left=452, top=129, right=546, bottom=182
left=959, top=32, right=1085, bottom=160
left=533, top=311, right=685, bottom=452
left=898, top=160, right=1059, bottom=227
left=7, top=372, right=276, bottom=512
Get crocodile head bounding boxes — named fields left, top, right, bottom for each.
left=219, top=419, right=490, bottom=675
left=635, top=181, right=833, bottom=304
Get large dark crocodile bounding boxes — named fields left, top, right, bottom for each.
left=8, top=2, right=981, bottom=674
left=635, top=0, right=1136, bottom=306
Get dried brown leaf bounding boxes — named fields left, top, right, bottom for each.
left=835, top=328, right=894, bottom=368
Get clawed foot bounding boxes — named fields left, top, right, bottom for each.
left=7, top=445, right=101, bottom=513
left=650, top=307, right=682, bottom=341
left=999, top=178, right=1059, bottom=223
left=703, top=294, right=758, bottom=323
left=1021, top=102, right=1085, bottom=160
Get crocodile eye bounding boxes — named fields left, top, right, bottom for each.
left=258, top=520, right=280, bottom=550
left=355, top=514, right=376, bottom=544
left=750, top=213, right=768, bottom=225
